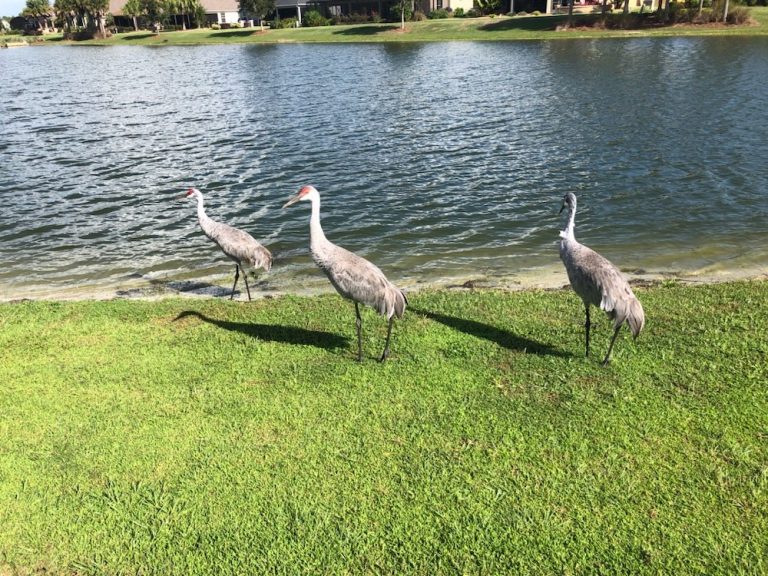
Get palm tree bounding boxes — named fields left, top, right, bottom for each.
left=178, top=0, right=198, bottom=30
left=123, top=0, right=142, bottom=30
left=24, top=0, right=52, bottom=32
left=166, top=0, right=179, bottom=28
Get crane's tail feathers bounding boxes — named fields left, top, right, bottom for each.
left=251, top=247, right=272, bottom=272
left=626, top=297, right=645, bottom=339
left=383, top=287, right=407, bottom=320
left=394, top=289, right=407, bottom=319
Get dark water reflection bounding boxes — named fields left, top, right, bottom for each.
left=1, top=39, right=766, bottom=299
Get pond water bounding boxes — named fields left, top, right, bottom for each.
left=1, top=38, right=767, bottom=300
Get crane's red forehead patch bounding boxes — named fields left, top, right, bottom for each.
left=298, top=185, right=314, bottom=196
left=186, top=188, right=195, bottom=196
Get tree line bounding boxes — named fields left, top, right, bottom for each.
left=15, top=0, right=276, bottom=39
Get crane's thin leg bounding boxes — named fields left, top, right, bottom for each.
left=380, top=316, right=394, bottom=363
left=602, top=325, right=622, bottom=366
left=355, top=302, right=363, bottom=362
left=584, top=304, right=591, bottom=358
left=241, top=266, right=252, bottom=301
left=230, top=265, right=240, bottom=300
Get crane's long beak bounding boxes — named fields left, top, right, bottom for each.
left=282, top=194, right=301, bottom=209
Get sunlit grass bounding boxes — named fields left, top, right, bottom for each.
left=1, top=280, right=766, bottom=573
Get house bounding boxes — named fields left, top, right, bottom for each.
left=9, top=13, right=56, bottom=33
left=275, top=0, right=465, bottom=21
left=419, top=0, right=474, bottom=13
left=274, top=0, right=311, bottom=22
left=108, top=0, right=240, bottom=28
left=198, top=0, right=241, bottom=25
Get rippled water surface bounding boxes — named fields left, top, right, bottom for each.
left=1, top=39, right=767, bottom=299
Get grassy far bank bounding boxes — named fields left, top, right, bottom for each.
left=4, top=6, right=767, bottom=45
left=1, top=280, right=766, bottom=573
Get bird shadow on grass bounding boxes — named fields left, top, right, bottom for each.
left=174, top=310, right=349, bottom=350
left=411, top=307, right=572, bottom=358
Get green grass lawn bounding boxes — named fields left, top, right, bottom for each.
left=6, top=6, right=765, bottom=45
left=1, top=280, right=766, bottom=574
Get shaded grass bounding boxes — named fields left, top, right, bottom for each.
left=332, top=24, right=401, bottom=36
left=1, top=281, right=767, bottom=574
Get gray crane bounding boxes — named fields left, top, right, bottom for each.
left=183, top=187, right=272, bottom=301
left=283, top=185, right=407, bottom=362
left=559, top=192, right=645, bottom=365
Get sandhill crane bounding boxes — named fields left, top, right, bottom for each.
left=183, top=187, right=272, bottom=301
left=559, top=192, right=644, bottom=365
left=283, top=185, right=407, bottom=362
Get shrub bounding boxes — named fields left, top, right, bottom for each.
left=664, top=1, right=689, bottom=22
left=211, top=22, right=220, bottom=29
left=276, top=17, right=297, bottom=27
left=428, top=8, right=450, bottom=18
left=453, top=7, right=465, bottom=16
left=412, top=9, right=427, bottom=19
left=604, top=11, right=650, bottom=27
left=726, top=6, right=751, bottom=23
left=475, top=0, right=502, bottom=14
left=303, top=9, right=330, bottom=26
left=333, top=11, right=373, bottom=23
left=465, top=7, right=481, bottom=16
left=388, top=4, right=412, bottom=21
left=692, top=7, right=717, bottom=21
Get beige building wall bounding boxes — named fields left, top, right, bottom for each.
left=421, top=0, right=474, bottom=11
left=447, top=0, right=474, bottom=10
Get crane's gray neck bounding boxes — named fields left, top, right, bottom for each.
left=195, top=194, right=208, bottom=220
left=560, top=204, right=576, bottom=241
left=309, top=196, right=328, bottom=248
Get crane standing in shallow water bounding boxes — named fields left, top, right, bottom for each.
left=183, top=187, right=272, bottom=301
left=559, top=192, right=645, bottom=365
left=283, top=185, right=407, bottom=362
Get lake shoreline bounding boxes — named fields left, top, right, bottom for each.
left=7, top=8, right=767, bottom=47
left=2, top=262, right=765, bottom=303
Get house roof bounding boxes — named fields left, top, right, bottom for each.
left=109, top=0, right=239, bottom=16
left=198, top=0, right=241, bottom=12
